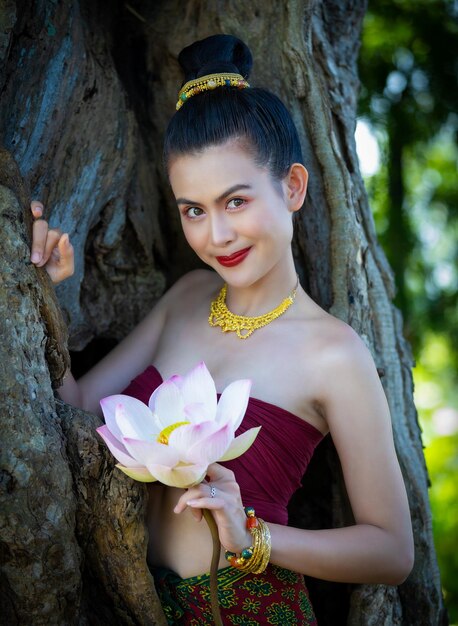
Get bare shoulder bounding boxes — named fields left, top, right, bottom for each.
left=314, top=314, right=375, bottom=370
left=298, top=309, right=381, bottom=405
left=163, top=269, right=222, bottom=305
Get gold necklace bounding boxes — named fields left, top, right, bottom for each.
left=208, top=277, right=299, bottom=339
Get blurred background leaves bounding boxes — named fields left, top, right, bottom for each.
left=356, top=0, right=458, bottom=621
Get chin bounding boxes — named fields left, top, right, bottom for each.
left=216, top=269, right=260, bottom=289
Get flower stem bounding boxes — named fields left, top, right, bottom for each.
left=203, top=509, right=224, bottom=626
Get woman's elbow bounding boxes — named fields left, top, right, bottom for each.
left=386, top=541, right=415, bottom=585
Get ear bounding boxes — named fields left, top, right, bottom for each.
left=284, top=163, right=308, bottom=213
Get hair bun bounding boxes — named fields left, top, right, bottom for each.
left=178, top=34, right=253, bottom=82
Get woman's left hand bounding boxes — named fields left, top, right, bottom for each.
left=30, top=201, right=74, bottom=283
left=174, top=463, right=252, bottom=554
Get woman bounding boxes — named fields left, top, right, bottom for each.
left=30, top=34, right=413, bottom=625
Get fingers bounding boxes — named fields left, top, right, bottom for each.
left=31, top=219, right=64, bottom=267
left=57, top=233, right=75, bottom=275
left=174, top=482, right=215, bottom=514
left=38, top=226, right=63, bottom=267
left=205, top=463, right=234, bottom=482
left=30, top=200, right=47, bottom=264
left=186, top=495, right=225, bottom=512
left=184, top=482, right=227, bottom=512
left=31, top=200, right=44, bottom=220
left=30, top=200, right=74, bottom=283
left=175, top=480, right=252, bottom=553
left=174, top=466, right=238, bottom=514
left=31, top=218, right=49, bottom=264
left=46, top=233, right=74, bottom=283
left=174, top=473, right=237, bottom=515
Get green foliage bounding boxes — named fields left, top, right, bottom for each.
left=359, top=0, right=457, bottom=137
left=359, top=0, right=458, bottom=621
left=405, top=129, right=458, bottom=357
left=359, top=0, right=457, bottom=351
left=414, top=334, right=458, bottom=442
left=424, top=432, right=458, bottom=624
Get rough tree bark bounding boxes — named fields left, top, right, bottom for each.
left=0, top=150, right=167, bottom=625
left=0, top=1, right=446, bottom=624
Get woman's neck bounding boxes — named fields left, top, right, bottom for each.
left=224, top=258, right=299, bottom=317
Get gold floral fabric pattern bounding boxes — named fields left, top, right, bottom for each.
left=153, top=563, right=317, bottom=625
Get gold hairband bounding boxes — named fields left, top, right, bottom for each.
left=176, top=72, right=250, bottom=110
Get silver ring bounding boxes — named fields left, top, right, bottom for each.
left=210, top=485, right=216, bottom=498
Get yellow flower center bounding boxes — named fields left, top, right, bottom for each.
left=157, top=421, right=189, bottom=445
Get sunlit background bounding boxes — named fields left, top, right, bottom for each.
left=355, top=1, right=457, bottom=622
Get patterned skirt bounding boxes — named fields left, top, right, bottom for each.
left=153, top=563, right=317, bottom=625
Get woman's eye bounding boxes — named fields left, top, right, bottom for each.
left=227, top=198, right=245, bottom=209
left=185, top=207, right=204, bottom=218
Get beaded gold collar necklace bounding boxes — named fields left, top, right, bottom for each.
left=208, top=278, right=299, bottom=339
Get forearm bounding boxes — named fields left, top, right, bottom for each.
left=268, top=523, right=414, bottom=585
left=56, top=370, right=85, bottom=410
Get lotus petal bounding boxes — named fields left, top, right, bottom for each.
left=116, top=464, right=157, bottom=482
left=184, top=423, right=234, bottom=465
left=102, top=394, right=160, bottom=439
left=123, top=437, right=181, bottom=467
left=219, top=427, right=261, bottom=462
left=146, top=461, right=207, bottom=488
left=96, top=425, right=138, bottom=467
left=215, top=379, right=251, bottom=430
left=168, top=421, right=220, bottom=455
left=148, top=379, right=185, bottom=427
left=114, top=402, right=158, bottom=441
left=169, top=374, right=184, bottom=388
left=99, top=395, right=126, bottom=442
left=180, top=362, right=217, bottom=421
left=99, top=362, right=258, bottom=488
left=184, top=402, right=207, bottom=424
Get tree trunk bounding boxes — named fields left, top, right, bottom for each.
left=0, top=1, right=445, bottom=624
left=0, top=150, right=167, bottom=625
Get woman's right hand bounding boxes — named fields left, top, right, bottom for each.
left=30, top=201, right=74, bottom=284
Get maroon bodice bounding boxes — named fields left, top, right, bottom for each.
left=122, top=365, right=324, bottom=525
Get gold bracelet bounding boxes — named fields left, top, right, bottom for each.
left=255, top=519, right=271, bottom=574
left=224, top=507, right=271, bottom=574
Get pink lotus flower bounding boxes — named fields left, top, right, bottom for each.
left=97, top=362, right=260, bottom=488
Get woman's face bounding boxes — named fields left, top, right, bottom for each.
left=168, top=141, right=302, bottom=288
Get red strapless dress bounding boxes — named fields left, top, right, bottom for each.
left=122, top=365, right=324, bottom=525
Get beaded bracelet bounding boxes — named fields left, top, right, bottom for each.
left=224, top=507, right=271, bottom=574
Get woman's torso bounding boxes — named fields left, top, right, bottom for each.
left=153, top=272, right=329, bottom=430
left=131, top=271, right=338, bottom=578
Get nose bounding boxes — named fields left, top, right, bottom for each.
left=209, top=212, right=236, bottom=247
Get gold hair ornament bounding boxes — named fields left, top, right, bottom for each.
left=176, top=73, right=250, bottom=110
left=209, top=277, right=299, bottom=339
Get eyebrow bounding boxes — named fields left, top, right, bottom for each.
left=175, top=184, right=253, bottom=206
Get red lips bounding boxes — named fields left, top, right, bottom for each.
left=215, top=247, right=252, bottom=267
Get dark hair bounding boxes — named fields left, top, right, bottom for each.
left=163, top=35, right=303, bottom=181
